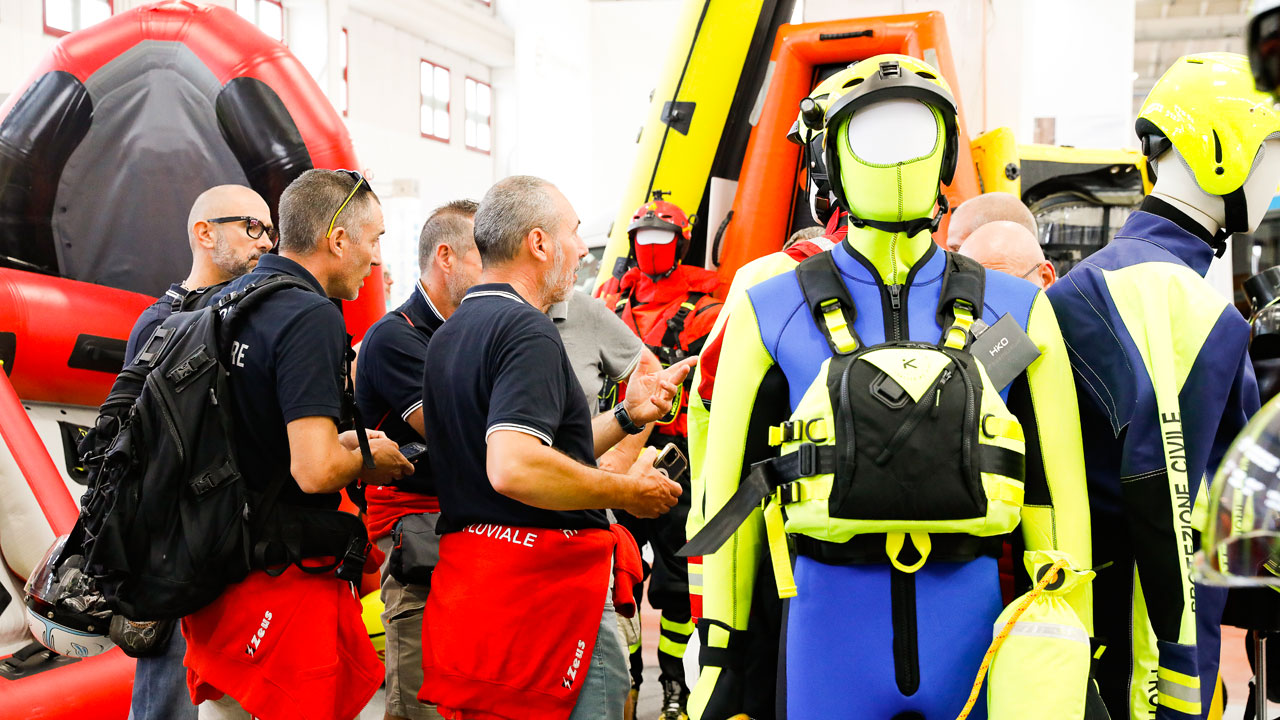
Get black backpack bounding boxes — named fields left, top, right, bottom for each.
left=69, top=274, right=371, bottom=621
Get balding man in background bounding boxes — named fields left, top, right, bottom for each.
left=120, top=184, right=276, bottom=720
left=959, top=220, right=1057, bottom=290
left=947, top=191, right=1038, bottom=252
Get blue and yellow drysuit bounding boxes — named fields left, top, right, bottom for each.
left=1047, top=199, right=1259, bottom=720
left=694, top=231, right=1093, bottom=719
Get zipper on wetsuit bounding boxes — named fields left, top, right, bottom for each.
left=887, top=284, right=903, bottom=341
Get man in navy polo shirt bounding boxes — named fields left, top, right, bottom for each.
left=356, top=198, right=481, bottom=720
left=421, top=175, right=693, bottom=720
left=180, top=169, right=414, bottom=720
left=122, top=184, right=274, bottom=720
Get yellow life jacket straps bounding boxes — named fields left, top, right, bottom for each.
left=796, top=252, right=862, bottom=356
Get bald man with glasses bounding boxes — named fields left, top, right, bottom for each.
left=959, top=220, right=1058, bottom=290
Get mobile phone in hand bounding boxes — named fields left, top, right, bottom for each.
left=653, top=442, right=688, bottom=482
left=399, top=442, right=427, bottom=463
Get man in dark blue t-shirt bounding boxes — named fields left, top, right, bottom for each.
left=121, top=184, right=273, bottom=720
left=356, top=198, right=481, bottom=720
left=422, top=175, right=693, bottom=720
left=181, top=169, right=413, bottom=719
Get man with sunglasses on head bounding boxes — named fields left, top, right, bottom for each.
left=120, top=183, right=275, bottom=720
left=180, top=169, right=413, bottom=720
left=958, top=219, right=1058, bottom=290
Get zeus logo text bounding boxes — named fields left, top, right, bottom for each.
left=561, top=639, right=587, bottom=689
left=244, top=610, right=273, bottom=657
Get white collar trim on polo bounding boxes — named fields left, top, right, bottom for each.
left=415, top=280, right=446, bottom=321
left=463, top=289, right=528, bottom=305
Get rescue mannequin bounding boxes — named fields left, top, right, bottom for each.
left=683, top=68, right=858, bottom=719
left=691, top=55, right=1093, bottom=720
left=1047, top=52, right=1279, bottom=720
left=597, top=194, right=724, bottom=720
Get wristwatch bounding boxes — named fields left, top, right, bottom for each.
left=613, top=402, right=645, bottom=435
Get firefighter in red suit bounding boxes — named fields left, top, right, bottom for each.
left=597, top=193, right=723, bottom=720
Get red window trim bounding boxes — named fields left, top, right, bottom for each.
left=44, top=0, right=115, bottom=38
left=464, top=76, right=492, bottom=155
left=341, top=27, right=349, bottom=118
left=420, top=59, right=451, bottom=144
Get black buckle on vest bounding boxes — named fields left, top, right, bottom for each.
left=797, top=442, right=819, bottom=477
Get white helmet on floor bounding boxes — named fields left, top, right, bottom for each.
left=23, top=536, right=114, bottom=657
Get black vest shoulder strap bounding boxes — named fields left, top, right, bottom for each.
left=795, top=252, right=861, bottom=355
left=935, top=251, right=986, bottom=348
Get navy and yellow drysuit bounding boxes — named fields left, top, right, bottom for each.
left=694, top=230, right=1092, bottom=719
left=1047, top=198, right=1259, bottom=720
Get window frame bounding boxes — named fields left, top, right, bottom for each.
left=419, top=59, right=452, bottom=144
left=464, top=76, right=493, bottom=155
left=236, top=0, right=285, bottom=43
left=339, top=27, right=349, bottom=118
left=43, top=0, right=114, bottom=38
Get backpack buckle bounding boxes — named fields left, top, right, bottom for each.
left=776, top=482, right=804, bottom=505
left=336, top=537, right=369, bottom=583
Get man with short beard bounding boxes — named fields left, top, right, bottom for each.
left=123, top=184, right=276, bottom=364
left=120, top=183, right=276, bottom=720
left=419, top=175, right=693, bottom=720
left=355, top=199, right=482, bottom=720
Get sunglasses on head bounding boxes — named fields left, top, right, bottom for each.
left=206, top=216, right=277, bottom=242
left=327, top=169, right=369, bottom=238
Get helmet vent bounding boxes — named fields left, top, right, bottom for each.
left=915, top=71, right=937, bottom=80
left=843, top=77, right=865, bottom=89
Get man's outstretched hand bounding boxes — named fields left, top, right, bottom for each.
left=623, top=356, right=698, bottom=426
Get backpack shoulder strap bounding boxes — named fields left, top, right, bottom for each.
left=796, top=252, right=861, bottom=355
left=936, top=251, right=985, bottom=350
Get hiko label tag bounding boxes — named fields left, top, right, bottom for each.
left=969, top=313, right=1039, bottom=391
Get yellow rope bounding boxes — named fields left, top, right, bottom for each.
left=954, top=558, right=1070, bottom=720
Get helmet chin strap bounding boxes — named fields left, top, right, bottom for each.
left=846, top=193, right=949, bottom=238
left=1215, top=187, right=1250, bottom=258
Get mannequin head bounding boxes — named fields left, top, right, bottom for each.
left=1137, top=52, right=1280, bottom=250
left=1149, top=139, right=1280, bottom=235
left=818, top=55, right=958, bottom=240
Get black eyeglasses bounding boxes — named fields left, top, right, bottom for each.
left=206, top=216, right=277, bottom=242
left=327, top=170, right=368, bottom=238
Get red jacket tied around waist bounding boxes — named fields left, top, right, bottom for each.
left=181, top=566, right=382, bottom=720
left=420, top=523, right=642, bottom=720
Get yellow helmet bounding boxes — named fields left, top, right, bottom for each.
left=787, top=64, right=862, bottom=225
left=819, top=54, right=960, bottom=236
left=1137, top=52, right=1280, bottom=198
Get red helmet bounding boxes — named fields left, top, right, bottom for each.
left=627, top=191, right=692, bottom=279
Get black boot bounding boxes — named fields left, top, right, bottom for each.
left=659, top=677, right=689, bottom=720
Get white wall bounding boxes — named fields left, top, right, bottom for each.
left=803, top=0, right=1136, bottom=149
left=1020, top=0, right=1136, bottom=149
left=340, top=8, right=499, bottom=305
left=492, top=0, right=682, bottom=241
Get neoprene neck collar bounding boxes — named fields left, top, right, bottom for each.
left=842, top=224, right=938, bottom=286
